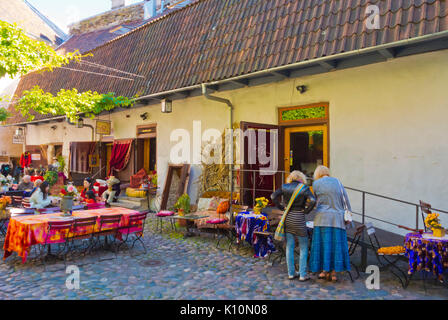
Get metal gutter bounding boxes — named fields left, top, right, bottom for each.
left=201, top=83, right=235, bottom=224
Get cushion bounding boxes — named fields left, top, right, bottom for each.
left=206, top=218, right=227, bottom=224
left=216, top=200, right=230, bottom=214
left=207, top=196, right=222, bottom=211
left=156, top=210, right=175, bottom=217
left=197, top=197, right=213, bottom=212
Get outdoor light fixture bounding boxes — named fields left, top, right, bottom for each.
left=296, top=85, right=308, bottom=94
left=77, top=118, right=84, bottom=128
left=140, top=112, right=149, bottom=120
left=15, top=128, right=24, bottom=136
left=161, top=98, right=172, bottom=113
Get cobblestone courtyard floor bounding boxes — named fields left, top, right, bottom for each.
left=1, top=216, right=447, bottom=300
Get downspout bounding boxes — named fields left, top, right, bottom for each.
left=201, top=83, right=235, bottom=223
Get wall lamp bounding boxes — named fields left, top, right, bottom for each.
left=140, top=112, right=149, bottom=120
left=161, top=99, right=172, bottom=113
left=296, top=85, right=308, bottom=94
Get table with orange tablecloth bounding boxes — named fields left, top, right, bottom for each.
left=3, top=207, right=141, bottom=263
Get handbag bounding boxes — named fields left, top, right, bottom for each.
left=338, top=180, right=353, bottom=224
left=274, top=183, right=306, bottom=241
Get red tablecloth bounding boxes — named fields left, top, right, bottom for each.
left=3, top=207, right=140, bottom=263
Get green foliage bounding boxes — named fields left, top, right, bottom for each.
left=0, top=107, right=9, bottom=122
left=57, top=155, right=66, bottom=173
left=174, top=194, right=191, bottom=214
left=0, top=20, right=81, bottom=78
left=282, top=106, right=326, bottom=121
left=44, top=170, right=58, bottom=186
left=16, top=86, right=135, bottom=122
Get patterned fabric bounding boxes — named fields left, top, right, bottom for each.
left=235, top=212, right=276, bottom=258
left=285, top=210, right=307, bottom=238
left=274, top=183, right=305, bottom=241
left=3, top=207, right=140, bottom=263
left=405, top=233, right=448, bottom=277
left=309, top=226, right=351, bottom=272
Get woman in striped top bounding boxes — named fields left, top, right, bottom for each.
left=271, top=171, right=316, bottom=281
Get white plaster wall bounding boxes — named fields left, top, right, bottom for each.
left=24, top=49, right=448, bottom=234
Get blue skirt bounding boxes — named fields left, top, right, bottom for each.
left=310, top=226, right=351, bottom=272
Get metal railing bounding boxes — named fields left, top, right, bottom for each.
left=230, top=168, right=448, bottom=268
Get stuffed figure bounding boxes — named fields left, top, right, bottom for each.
left=102, top=176, right=121, bottom=206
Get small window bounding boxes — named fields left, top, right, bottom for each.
left=278, top=103, right=328, bottom=125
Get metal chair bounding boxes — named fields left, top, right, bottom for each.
left=67, top=216, right=98, bottom=257
left=419, top=200, right=432, bottom=232
left=364, top=223, right=410, bottom=288
left=95, top=214, right=123, bottom=255
left=118, top=211, right=149, bottom=254
left=346, top=224, right=366, bottom=280
left=40, top=220, right=74, bottom=268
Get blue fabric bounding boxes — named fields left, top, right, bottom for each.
left=310, top=226, right=351, bottom=272
left=235, top=212, right=276, bottom=258
left=286, top=233, right=309, bottom=278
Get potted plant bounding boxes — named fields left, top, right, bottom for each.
left=175, top=194, right=191, bottom=216
left=425, top=212, right=445, bottom=237
left=59, top=184, right=77, bottom=215
left=44, top=170, right=58, bottom=186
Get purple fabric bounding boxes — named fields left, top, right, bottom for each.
left=405, top=233, right=448, bottom=276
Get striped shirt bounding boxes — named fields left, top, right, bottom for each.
left=285, top=210, right=307, bottom=237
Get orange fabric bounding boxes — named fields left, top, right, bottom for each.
left=3, top=207, right=140, bottom=263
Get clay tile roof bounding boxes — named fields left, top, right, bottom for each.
left=0, top=0, right=67, bottom=47
left=7, top=0, right=448, bottom=124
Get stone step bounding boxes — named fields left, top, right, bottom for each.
left=117, top=196, right=147, bottom=204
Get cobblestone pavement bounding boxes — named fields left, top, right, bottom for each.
left=1, top=216, right=447, bottom=300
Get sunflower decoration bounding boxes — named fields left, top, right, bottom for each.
left=254, top=197, right=269, bottom=214
left=425, top=213, right=443, bottom=231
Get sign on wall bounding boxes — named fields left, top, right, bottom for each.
left=31, top=154, right=41, bottom=161
left=12, top=135, right=24, bottom=144
left=96, top=120, right=111, bottom=135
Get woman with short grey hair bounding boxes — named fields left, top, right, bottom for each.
left=309, top=165, right=351, bottom=282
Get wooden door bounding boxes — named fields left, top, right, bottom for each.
left=240, top=122, right=282, bottom=207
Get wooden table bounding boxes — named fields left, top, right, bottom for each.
left=172, top=215, right=209, bottom=238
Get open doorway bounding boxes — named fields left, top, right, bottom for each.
left=136, top=124, right=157, bottom=175
left=284, top=125, right=328, bottom=178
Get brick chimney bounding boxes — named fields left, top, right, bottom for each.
left=111, top=0, right=126, bottom=10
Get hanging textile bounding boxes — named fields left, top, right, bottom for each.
left=20, top=152, right=32, bottom=168
left=69, top=142, right=96, bottom=174
left=108, top=139, right=133, bottom=176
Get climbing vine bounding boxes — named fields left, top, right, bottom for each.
left=16, top=86, right=135, bottom=122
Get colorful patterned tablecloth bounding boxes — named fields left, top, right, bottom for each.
left=405, top=233, right=448, bottom=278
left=3, top=207, right=140, bottom=263
left=235, top=211, right=276, bottom=258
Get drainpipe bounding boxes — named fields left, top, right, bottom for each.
left=66, top=118, right=95, bottom=141
left=201, top=83, right=235, bottom=222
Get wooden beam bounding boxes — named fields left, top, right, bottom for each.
left=378, top=48, right=395, bottom=59
left=317, top=60, right=337, bottom=70
left=270, top=70, right=290, bottom=79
